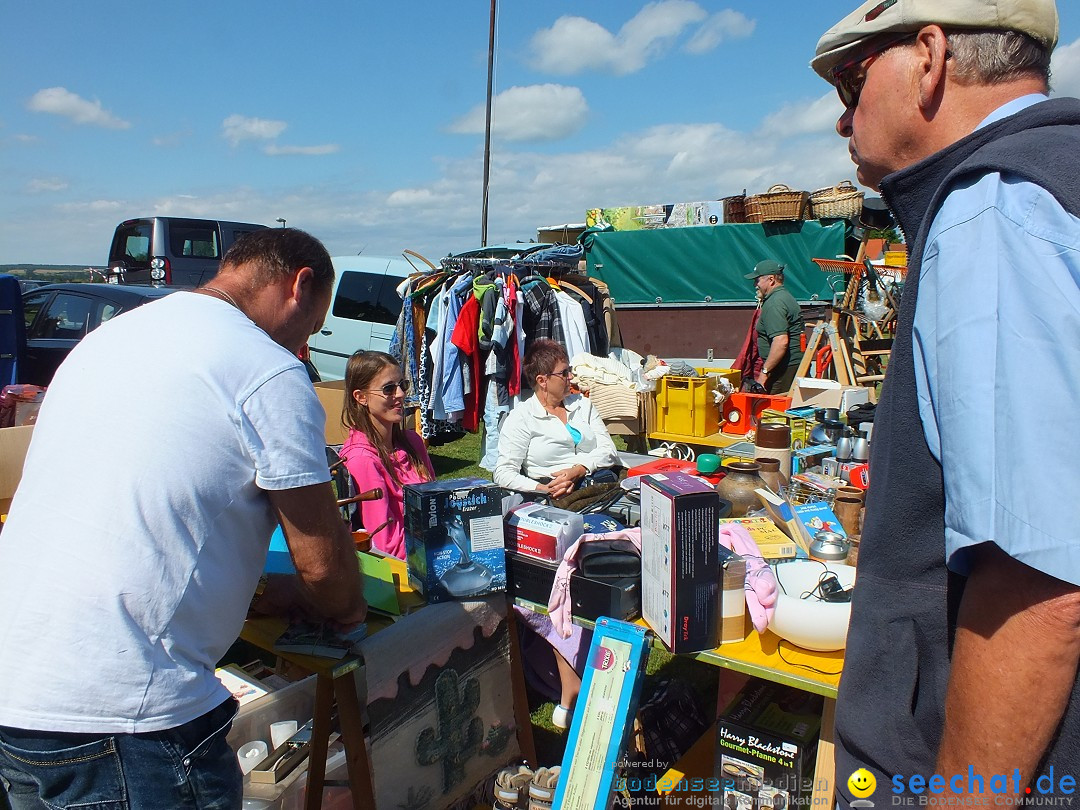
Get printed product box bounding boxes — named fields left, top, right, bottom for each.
left=714, top=679, right=823, bottom=809
left=553, top=617, right=651, bottom=810
left=504, top=502, right=584, bottom=561
left=718, top=546, right=748, bottom=644
left=640, top=472, right=720, bottom=654
left=404, top=478, right=509, bottom=603
left=505, top=551, right=641, bottom=623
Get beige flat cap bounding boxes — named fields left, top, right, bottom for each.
left=811, top=0, right=1059, bottom=80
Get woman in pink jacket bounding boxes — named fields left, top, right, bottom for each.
left=341, top=351, right=435, bottom=559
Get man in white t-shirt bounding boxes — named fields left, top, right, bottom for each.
left=0, top=228, right=365, bottom=809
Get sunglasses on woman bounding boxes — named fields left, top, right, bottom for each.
left=369, top=379, right=411, bottom=397
left=547, top=368, right=572, bottom=380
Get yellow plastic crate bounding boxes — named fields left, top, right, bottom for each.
left=694, top=367, right=743, bottom=389
left=655, top=376, right=720, bottom=437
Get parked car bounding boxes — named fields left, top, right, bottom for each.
left=20, top=283, right=175, bottom=386
left=306, top=256, right=415, bottom=381
left=106, top=217, right=268, bottom=288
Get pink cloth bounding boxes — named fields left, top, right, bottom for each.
left=341, top=429, right=435, bottom=560
left=548, top=528, right=642, bottom=639
left=719, top=523, right=778, bottom=633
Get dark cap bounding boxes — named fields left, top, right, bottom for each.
left=744, top=259, right=786, bottom=280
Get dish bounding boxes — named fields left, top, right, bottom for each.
left=768, top=560, right=856, bottom=652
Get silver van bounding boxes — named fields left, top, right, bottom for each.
left=307, top=256, right=415, bottom=381
left=106, top=217, right=268, bottom=287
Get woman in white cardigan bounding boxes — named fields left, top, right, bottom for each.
left=494, top=339, right=620, bottom=499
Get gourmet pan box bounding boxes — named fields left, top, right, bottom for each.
left=714, top=679, right=823, bottom=809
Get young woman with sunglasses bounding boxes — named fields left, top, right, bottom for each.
left=341, top=350, right=434, bottom=559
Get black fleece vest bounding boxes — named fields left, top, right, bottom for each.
left=835, top=97, right=1080, bottom=802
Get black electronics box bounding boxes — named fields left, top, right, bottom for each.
left=505, top=551, right=641, bottom=623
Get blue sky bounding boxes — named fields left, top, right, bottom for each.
left=3, top=1, right=1079, bottom=266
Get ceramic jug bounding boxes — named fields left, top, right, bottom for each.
left=715, top=461, right=764, bottom=517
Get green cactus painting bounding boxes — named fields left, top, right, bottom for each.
left=415, top=668, right=485, bottom=793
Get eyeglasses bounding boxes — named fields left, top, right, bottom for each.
left=832, top=33, right=915, bottom=109
left=368, top=379, right=411, bottom=397
left=547, top=368, right=572, bottom=380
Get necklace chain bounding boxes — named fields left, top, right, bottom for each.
left=200, top=286, right=240, bottom=309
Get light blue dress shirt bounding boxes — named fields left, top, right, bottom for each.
left=913, top=94, right=1080, bottom=584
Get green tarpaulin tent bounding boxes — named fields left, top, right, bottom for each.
left=584, top=220, right=849, bottom=305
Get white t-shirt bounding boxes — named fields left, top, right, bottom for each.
left=0, top=292, right=329, bottom=733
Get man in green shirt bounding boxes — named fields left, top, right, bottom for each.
left=746, top=259, right=804, bottom=394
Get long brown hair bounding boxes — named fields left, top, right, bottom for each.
left=341, top=351, right=432, bottom=486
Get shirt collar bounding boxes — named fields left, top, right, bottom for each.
left=977, top=94, right=1049, bottom=130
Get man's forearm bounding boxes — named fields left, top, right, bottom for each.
left=935, top=543, right=1080, bottom=794
left=762, top=336, right=789, bottom=375
left=293, top=524, right=366, bottom=621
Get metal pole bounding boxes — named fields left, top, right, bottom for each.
left=481, top=0, right=496, bottom=247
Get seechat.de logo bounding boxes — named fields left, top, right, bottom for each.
left=849, top=769, right=878, bottom=799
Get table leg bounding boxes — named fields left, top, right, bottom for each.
left=505, top=606, right=538, bottom=766
left=335, top=671, right=375, bottom=810
left=810, top=697, right=837, bottom=807
left=305, top=674, right=334, bottom=810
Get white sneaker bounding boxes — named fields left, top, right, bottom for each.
left=551, top=704, right=570, bottom=730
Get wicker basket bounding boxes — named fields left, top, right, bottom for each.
left=722, top=192, right=747, bottom=224
left=744, top=196, right=763, bottom=223
left=810, top=180, right=864, bottom=220
left=746, top=184, right=809, bottom=222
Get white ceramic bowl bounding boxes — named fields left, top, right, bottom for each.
left=768, top=561, right=857, bottom=652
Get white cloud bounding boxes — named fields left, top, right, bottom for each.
left=759, top=92, right=844, bottom=138
left=685, top=10, right=755, bottom=54
left=6, top=95, right=861, bottom=266
left=26, top=178, right=68, bottom=193
left=27, top=87, right=130, bottom=129
left=264, top=143, right=340, bottom=156
left=449, top=84, right=588, bottom=142
left=15, top=134, right=38, bottom=143
left=222, top=114, right=287, bottom=145
left=1051, top=36, right=1080, bottom=97
left=529, top=0, right=710, bottom=76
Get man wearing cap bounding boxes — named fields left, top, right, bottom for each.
left=746, top=259, right=804, bottom=394
left=812, top=0, right=1080, bottom=802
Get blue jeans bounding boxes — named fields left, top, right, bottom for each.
left=0, top=699, right=241, bottom=810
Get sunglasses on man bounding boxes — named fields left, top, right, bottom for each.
left=832, top=32, right=917, bottom=109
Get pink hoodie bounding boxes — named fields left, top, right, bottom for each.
left=341, top=429, right=435, bottom=560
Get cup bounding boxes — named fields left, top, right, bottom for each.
left=833, top=496, right=863, bottom=536
left=837, top=485, right=865, bottom=504
left=270, top=720, right=299, bottom=749
left=237, top=740, right=268, bottom=774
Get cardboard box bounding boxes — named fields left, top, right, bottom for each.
left=718, top=546, right=747, bottom=644
left=554, top=618, right=651, bottom=810
left=720, top=516, right=799, bottom=561
left=312, top=380, right=348, bottom=445
left=640, top=472, right=720, bottom=654
left=504, top=502, right=583, bottom=562
left=404, top=479, right=508, bottom=602
left=789, top=378, right=872, bottom=413
left=715, top=679, right=823, bottom=808
left=0, top=425, right=34, bottom=520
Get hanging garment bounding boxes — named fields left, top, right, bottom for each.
left=450, top=294, right=483, bottom=432
left=553, top=290, right=591, bottom=360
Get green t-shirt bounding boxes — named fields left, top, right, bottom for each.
left=756, top=285, right=805, bottom=368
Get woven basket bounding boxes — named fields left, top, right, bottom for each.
left=744, top=196, right=763, bottom=223
left=810, top=180, right=864, bottom=220
left=747, top=184, right=809, bottom=222
left=722, top=192, right=747, bottom=224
